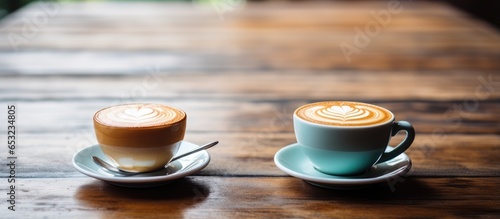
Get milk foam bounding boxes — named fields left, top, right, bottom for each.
left=296, top=101, right=393, bottom=126
left=95, top=103, right=185, bottom=128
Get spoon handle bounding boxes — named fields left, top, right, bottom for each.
left=171, top=141, right=218, bottom=162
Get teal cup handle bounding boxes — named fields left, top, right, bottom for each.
left=376, top=121, right=415, bottom=164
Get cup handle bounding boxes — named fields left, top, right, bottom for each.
left=376, top=121, right=415, bottom=164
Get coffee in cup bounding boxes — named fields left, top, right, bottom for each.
left=93, top=103, right=186, bottom=172
left=294, top=101, right=415, bottom=175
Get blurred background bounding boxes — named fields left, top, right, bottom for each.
left=1, top=0, right=499, bottom=29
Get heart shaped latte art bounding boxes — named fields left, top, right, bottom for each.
left=95, top=104, right=185, bottom=127
left=122, top=107, right=155, bottom=120
left=298, top=102, right=392, bottom=126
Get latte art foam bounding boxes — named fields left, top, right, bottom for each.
left=295, top=101, right=393, bottom=126
left=94, top=103, right=185, bottom=128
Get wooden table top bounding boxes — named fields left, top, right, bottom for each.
left=0, top=1, right=499, bottom=218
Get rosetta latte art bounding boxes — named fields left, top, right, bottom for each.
left=95, top=103, right=185, bottom=127
left=296, top=101, right=393, bottom=126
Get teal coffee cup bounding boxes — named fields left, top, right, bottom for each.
left=293, top=101, right=415, bottom=176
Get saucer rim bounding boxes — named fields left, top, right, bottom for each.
left=72, top=141, right=210, bottom=184
left=274, top=143, right=412, bottom=186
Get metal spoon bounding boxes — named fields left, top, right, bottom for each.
left=92, top=141, right=218, bottom=175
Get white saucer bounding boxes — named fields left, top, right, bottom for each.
left=72, top=141, right=210, bottom=188
left=274, top=143, right=412, bottom=189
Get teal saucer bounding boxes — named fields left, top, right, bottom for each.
left=274, top=143, right=412, bottom=189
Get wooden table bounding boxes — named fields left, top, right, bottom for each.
left=0, top=1, right=499, bottom=218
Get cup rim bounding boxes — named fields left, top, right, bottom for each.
left=293, top=101, right=395, bottom=129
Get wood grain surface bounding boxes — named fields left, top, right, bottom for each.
left=0, top=1, right=499, bottom=218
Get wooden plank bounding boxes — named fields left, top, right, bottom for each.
left=0, top=13, right=487, bottom=32
left=1, top=1, right=467, bottom=21
left=0, top=98, right=498, bottom=134
left=0, top=52, right=497, bottom=72
left=1, top=26, right=498, bottom=71
left=1, top=177, right=499, bottom=218
left=1, top=72, right=499, bottom=100
left=1, top=31, right=497, bottom=51
left=2, top=132, right=498, bottom=178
